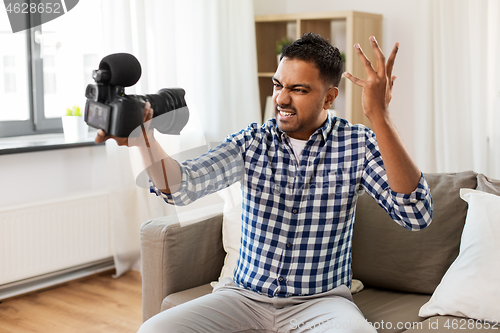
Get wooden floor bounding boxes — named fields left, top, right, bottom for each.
left=0, top=270, right=142, bottom=333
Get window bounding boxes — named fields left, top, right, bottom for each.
left=0, top=31, right=30, bottom=125
left=3, top=56, right=18, bottom=94
left=0, top=0, right=105, bottom=138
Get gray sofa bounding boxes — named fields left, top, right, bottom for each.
left=140, top=171, right=498, bottom=332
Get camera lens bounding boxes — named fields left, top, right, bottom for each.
left=141, top=88, right=189, bottom=135
left=144, top=88, right=187, bottom=117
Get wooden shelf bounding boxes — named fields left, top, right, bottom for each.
left=255, top=11, right=383, bottom=127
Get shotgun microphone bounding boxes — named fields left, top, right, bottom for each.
left=95, top=53, right=142, bottom=87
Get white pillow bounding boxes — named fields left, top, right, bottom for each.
left=214, top=182, right=243, bottom=284
left=419, top=189, right=500, bottom=322
left=213, top=182, right=364, bottom=294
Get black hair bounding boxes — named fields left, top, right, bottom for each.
left=280, top=32, right=343, bottom=87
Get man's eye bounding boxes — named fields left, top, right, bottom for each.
left=293, top=88, right=306, bottom=93
left=273, top=83, right=282, bottom=89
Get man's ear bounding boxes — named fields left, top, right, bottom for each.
left=323, top=87, right=339, bottom=110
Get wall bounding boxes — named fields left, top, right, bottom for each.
left=253, top=0, right=419, bottom=159
left=0, top=146, right=108, bottom=209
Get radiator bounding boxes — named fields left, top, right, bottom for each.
left=0, top=192, right=112, bottom=286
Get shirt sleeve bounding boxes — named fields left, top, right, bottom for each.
left=150, top=123, right=258, bottom=206
left=361, top=128, right=433, bottom=231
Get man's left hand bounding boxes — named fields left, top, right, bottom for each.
left=343, top=36, right=399, bottom=123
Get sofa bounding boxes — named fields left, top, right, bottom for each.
left=140, top=171, right=500, bottom=332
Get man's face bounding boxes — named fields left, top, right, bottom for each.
left=272, top=58, right=338, bottom=140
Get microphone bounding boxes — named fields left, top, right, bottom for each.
left=97, top=53, right=142, bottom=87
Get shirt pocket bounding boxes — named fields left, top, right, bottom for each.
left=247, top=160, right=274, bottom=198
left=305, top=172, right=341, bottom=220
left=309, top=169, right=359, bottom=220
left=333, top=168, right=364, bottom=197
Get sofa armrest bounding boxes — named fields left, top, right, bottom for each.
left=140, top=211, right=225, bottom=322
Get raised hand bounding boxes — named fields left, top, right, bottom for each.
left=344, top=37, right=422, bottom=194
left=343, top=36, right=399, bottom=123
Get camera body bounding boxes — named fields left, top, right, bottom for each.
left=85, top=81, right=145, bottom=138
left=84, top=54, right=189, bottom=138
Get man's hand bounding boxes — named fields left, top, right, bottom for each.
left=94, top=102, right=154, bottom=146
left=343, top=36, right=399, bottom=122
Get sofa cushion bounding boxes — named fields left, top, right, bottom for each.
left=351, top=171, right=477, bottom=294
left=477, top=173, right=500, bottom=195
left=353, top=288, right=431, bottom=333
left=215, top=182, right=243, bottom=282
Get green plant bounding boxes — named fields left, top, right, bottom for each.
left=66, top=105, right=82, bottom=117
left=276, top=37, right=294, bottom=55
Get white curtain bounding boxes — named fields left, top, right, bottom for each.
left=100, top=0, right=261, bottom=276
left=414, top=0, right=500, bottom=179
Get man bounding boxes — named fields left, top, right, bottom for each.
left=97, top=33, right=432, bottom=332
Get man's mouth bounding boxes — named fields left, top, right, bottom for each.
left=277, top=106, right=296, bottom=118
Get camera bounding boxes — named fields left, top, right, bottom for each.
left=84, top=53, right=189, bottom=138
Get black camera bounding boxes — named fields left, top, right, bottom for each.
left=84, top=53, right=189, bottom=138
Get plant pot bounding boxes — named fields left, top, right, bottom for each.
left=62, top=116, right=88, bottom=142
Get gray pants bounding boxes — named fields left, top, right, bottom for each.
left=138, top=278, right=376, bottom=333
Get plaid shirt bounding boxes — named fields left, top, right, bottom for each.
left=151, top=115, right=433, bottom=297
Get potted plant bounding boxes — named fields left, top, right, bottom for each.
left=276, top=37, right=294, bottom=65
left=62, top=105, right=88, bottom=142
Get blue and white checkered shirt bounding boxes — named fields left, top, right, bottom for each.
left=151, top=115, right=433, bottom=297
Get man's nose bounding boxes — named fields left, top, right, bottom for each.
left=276, top=88, right=291, bottom=106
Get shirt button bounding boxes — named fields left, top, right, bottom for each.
left=278, top=276, right=284, bottom=282
left=292, top=209, right=298, bottom=214
left=286, top=243, right=291, bottom=248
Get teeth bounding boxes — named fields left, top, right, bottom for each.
left=280, top=111, right=295, bottom=117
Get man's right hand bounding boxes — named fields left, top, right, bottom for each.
left=94, top=102, right=154, bottom=147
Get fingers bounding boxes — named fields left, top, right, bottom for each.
left=343, top=71, right=363, bottom=87
left=354, top=43, right=376, bottom=75
left=350, top=38, right=399, bottom=82
left=95, top=129, right=129, bottom=146
left=95, top=129, right=109, bottom=144
left=369, top=36, right=386, bottom=76
left=386, top=43, right=399, bottom=81
left=143, top=102, right=154, bottom=122
left=369, top=37, right=399, bottom=81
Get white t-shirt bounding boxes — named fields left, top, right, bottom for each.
left=288, top=137, right=307, bottom=163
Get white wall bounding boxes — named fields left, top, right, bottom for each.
left=0, top=146, right=108, bottom=208
left=254, top=0, right=419, bottom=158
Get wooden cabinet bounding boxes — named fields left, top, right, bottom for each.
left=255, top=11, right=383, bottom=127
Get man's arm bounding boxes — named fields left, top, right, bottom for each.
left=343, top=36, right=420, bottom=195
left=94, top=102, right=181, bottom=194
